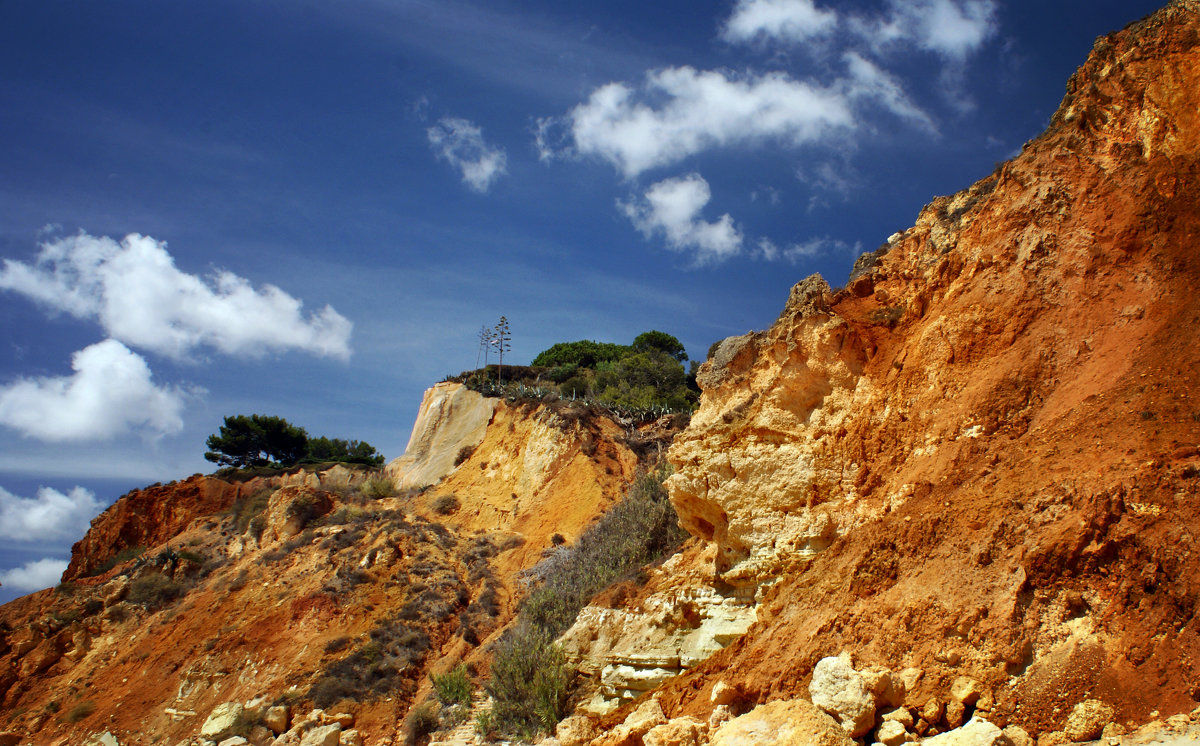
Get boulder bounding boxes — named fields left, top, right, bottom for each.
left=921, top=697, right=944, bottom=724
left=264, top=705, right=290, bottom=735
left=1062, top=699, right=1115, bottom=742
left=217, top=738, right=249, bottom=746
left=711, top=680, right=739, bottom=706
left=340, top=730, right=365, bottom=746
left=556, top=715, right=597, bottom=746
left=950, top=677, right=984, bottom=706
left=881, top=707, right=915, bottom=729
left=709, top=699, right=854, bottom=746
left=330, top=713, right=355, bottom=728
left=946, top=699, right=966, bottom=729
left=103, top=576, right=130, bottom=606
left=923, top=718, right=1010, bottom=746
left=1002, top=726, right=1033, bottom=746
left=298, top=724, right=341, bottom=746
left=877, top=719, right=909, bottom=746
left=595, top=696, right=667, bottom=746
left=809, top=653, right=876, bottom=737
left=247, top=725, right=274, bottom=746
left=643, top=717, right=708, bottom=746
left=200, top=702, right=246, bottom=741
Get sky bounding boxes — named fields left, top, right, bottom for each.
left=0, top=0, right=1168, bottom=602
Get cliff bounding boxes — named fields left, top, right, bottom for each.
left=0, top=386, right=673, bottom=745
left=560, top=1, right=1200, bottom=742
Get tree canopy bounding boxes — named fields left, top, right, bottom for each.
left=204, top=414, right=384, bottom=469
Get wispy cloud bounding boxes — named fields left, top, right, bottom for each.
left=721, top=0, right=837, bottom=46
left=0, top=339, right=189, bottom=441
left=620, top=173, right=743, bottom=265
left=0, top=484, right=104, bottom=542
left=0, top=558, right=68, bottom=593
left=427, top=117, right=508, bottom=193
left=756, top=236, right=848, bottom=262
left=0, top=232, right=353, bottom=361
left=851, top=0, right=998, bottom=61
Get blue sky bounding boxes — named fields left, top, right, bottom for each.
left=0, top=0, right=1165, bottom=601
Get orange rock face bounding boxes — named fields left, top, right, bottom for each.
left=660, top=0, right=1200, bottom=737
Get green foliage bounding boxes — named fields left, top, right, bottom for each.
left=521, top=461, right=686, bottom=636
left=205, top=414, right=308, bottom=468
left=433, top=494, right=460, bottom=515
left=360, top=475, right=399, bottom=499
left=65, top=701, right=95, bottom=723
left=127, top=574, right=186, bottom=608
left=407, top=701, right=441, bottom=743
left=596, top=350, right=691, bottom=411
left=484, top=462, right=685, bottom=739
left=485, top=625, right=572, bottom=740
left=87, top=545, right=146, bottom=577
left=431, top=664, right=473, bottom=707
left=305, top=436, right=385, bottom=466
left=205, top=414, right=384, bottom=470
left=530, top=340, right=630, bottom=369
left=631, top=330, right=687, bottom=362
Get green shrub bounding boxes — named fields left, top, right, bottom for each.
left=433, top=494, right=460, bottom=515
left=65, top=701, right=95, bottom=723
left=360, top=475, right=398, bottom=499
left=406, top=701, right=441, bottom=743
left=485, top=625, right=572, bottom=740
left=521, top=461, right=686, bottom=637
left=127, top=574, right=186, bottom=608
left=87, top=545, right=146, bottom=577
left=432, top=664, right=473, bottom=707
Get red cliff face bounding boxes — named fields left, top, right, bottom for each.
left=63, top=476, right=245, bottom=581
left=658, top=0, right=1200, bottom=735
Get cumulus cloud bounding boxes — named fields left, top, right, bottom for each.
left=427, top=117, right=508, bottom=193
left=620, top=174, right=742, bottom=265
left=854, top=0, right=997, bottom=61
left=0, top=232, right=353, bottom=360
left=0, top=484, right=104, bottom=542
left=721, top=0, right=838, bottom=45
left=0, top=558, right=69, bottom=593
left=554, top=61, right=930, bottom=179
left=0, top=339, right=187, bottom=441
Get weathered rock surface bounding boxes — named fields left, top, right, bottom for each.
left=1062, top=699, right=1115, bottom=742
left=707, top=698, right=854, bottom=746
left=809, top=654, right=876, bottom=737
left=386, top=381, right=497, bottom=490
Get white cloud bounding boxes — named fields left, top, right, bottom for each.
left=855, top=0, right=997, bottom=61
left=0, top=558, right=69, bottom=593
left=427, top=117, right=508, bottom=193
left=620, top=173, right=742, bottom=265
left=556, top=61, right=930, bottom=179
left=0, top=484, right=104, bottom=542
left=756, top=236, right=846, bottom=262
left=0, top=339, right=188, bottom=441
left=721, top=0, right=838, bottom=45
left=0, top=232, right=353, bottom=360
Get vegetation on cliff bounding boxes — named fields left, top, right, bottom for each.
left=204, top=413, right=384, bottom=469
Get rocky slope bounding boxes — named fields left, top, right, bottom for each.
left=556, top=1, right=1200, bottom=743
left=0, top=386, right=674, bottom=745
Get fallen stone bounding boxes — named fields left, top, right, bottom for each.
left=247, top=725, right=274, bottom=746
left=923, top=719, right=1009, bottom=746
left=217, top=737, right=249, bottom=746
left=708, top=699, right=854, bottom=746
left=1036, top=732, right=1066, bottom=746
left=330, top=712, right=355, bottom=728
left=340, top=729, right=364, bottom=746
left=950, top=677, right=984, bottom=706
left=555, top=714, right=597, bottom=746
left=595, top=696, right=667, bottom=746
left=708, top=704, right=735, bottom=731
left=946, top=699, right=966, bottom=729
left=87, top=733, right=120, bottom=746
left=881, top=707, right=915, bottom=729
left=1002, top=725, right=1033, bottom=746
left=877, top=719, right=909, bottom=746
left=1063, top=699, right=1114, bottom=742
left=711, top=680, right=738, bottom=706
left=643, top=716, right=708, bottom=746
left=298, top=724, right=341, bottom=746
left=810, top=653, right=876, bottom=737
left=1101, top=722, right=1127, bottom=740
left=200, top=702, right=247, bottom=741
left=921, top=698, right=944, bottom=725
left=265, top=705, right=290, bottom=735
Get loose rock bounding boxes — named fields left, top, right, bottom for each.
left=809, top=653, right=876, bottom=737
left=709, top=699, right=854, bottom=746
left=1063, top=699, right=1115, bottom=742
